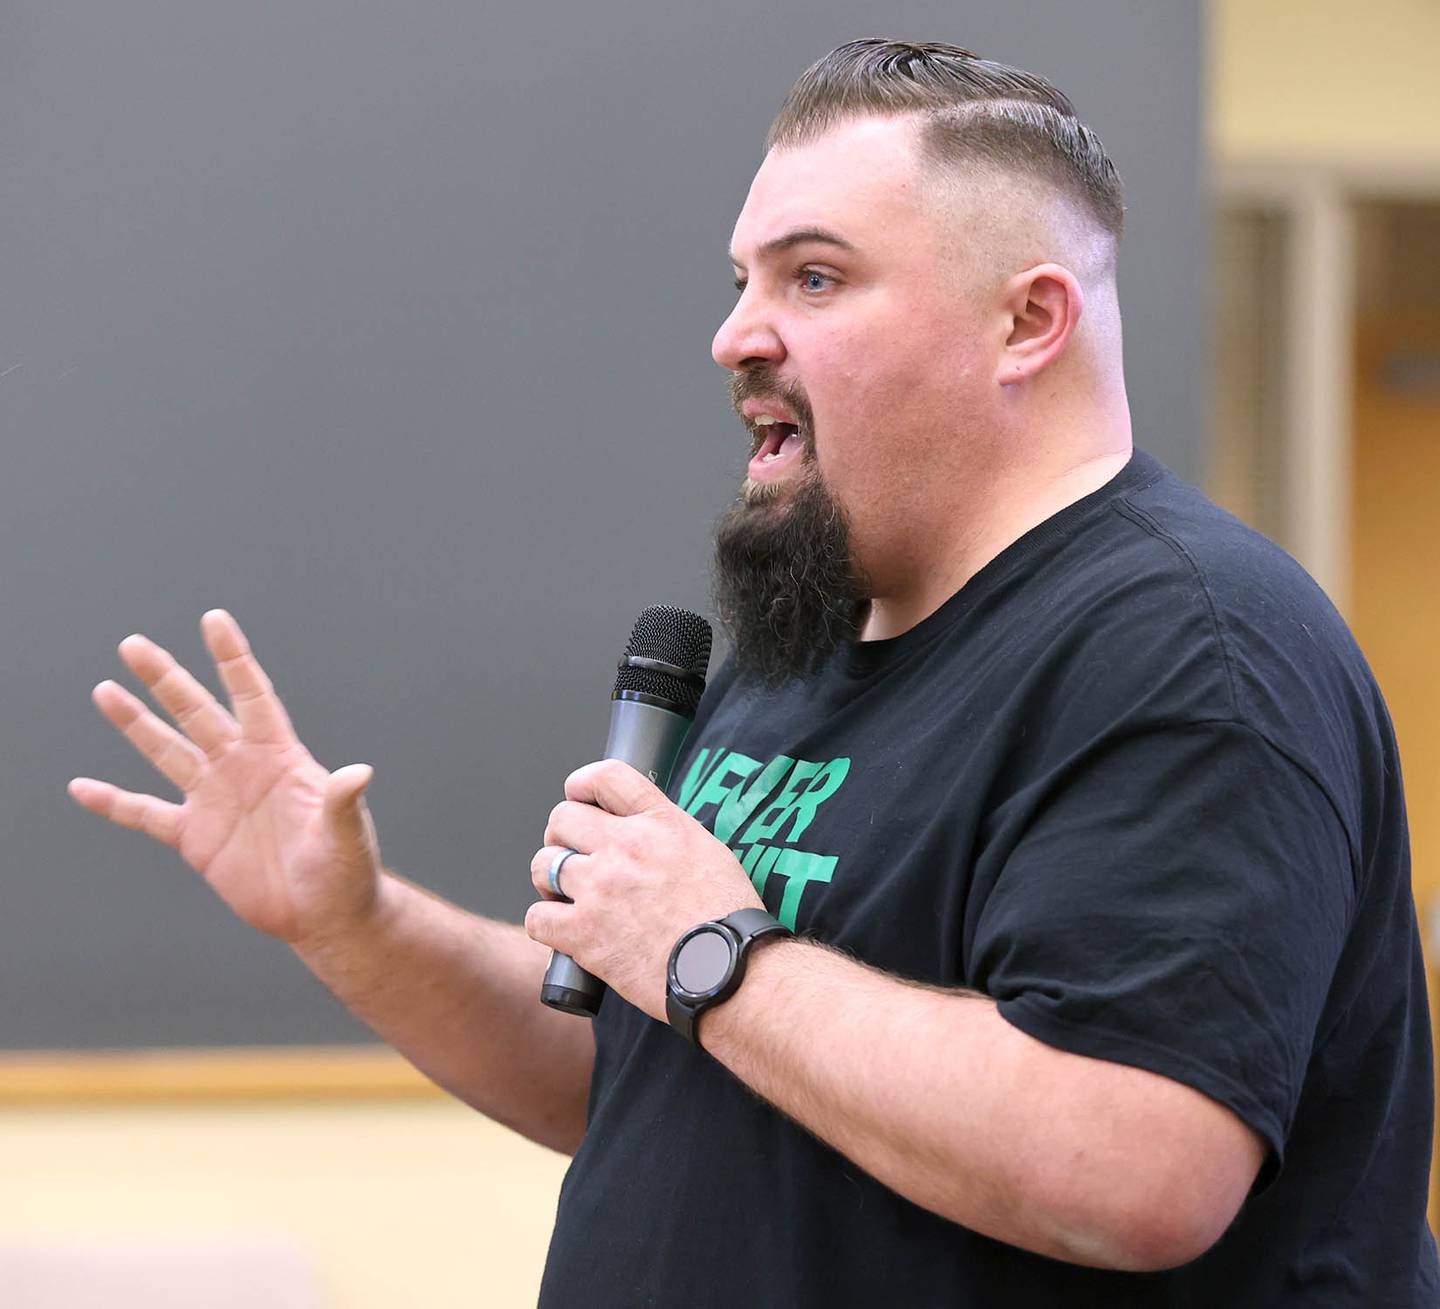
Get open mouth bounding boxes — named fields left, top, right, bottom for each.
left=752, top=420, right=801, bottom=459
left=747, top=417, right=805, bottom=482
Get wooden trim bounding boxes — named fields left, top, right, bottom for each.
left=0, top=1046, right=445, bottom=1107
left=1283, top=181, right=1355, bottom=616
left=1216, top=156, right=1440, bottom=201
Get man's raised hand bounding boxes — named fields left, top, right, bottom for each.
left=68, top=610, right=383, bottom=946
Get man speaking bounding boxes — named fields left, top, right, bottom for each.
left=69, top=40, right=1439, bottom=1305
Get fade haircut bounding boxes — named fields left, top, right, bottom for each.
left=765, top=39, right=1124, bottom=248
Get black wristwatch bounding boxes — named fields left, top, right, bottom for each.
left=666, top=907, right=793, bottom=1048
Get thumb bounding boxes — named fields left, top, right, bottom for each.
left=323, top=764, right=376, bottom=852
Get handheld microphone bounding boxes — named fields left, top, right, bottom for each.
left=539, top=605, right=713, bottom=1016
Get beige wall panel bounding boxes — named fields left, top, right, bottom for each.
left=1213, top=0, right=1440, bottom=163
left=0, top=1099, right=569, bottom=1309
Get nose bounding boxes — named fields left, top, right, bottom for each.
left=712, top=288, right=786, bottom=373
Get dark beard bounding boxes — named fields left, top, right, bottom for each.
left=711, top=465, right=869, bottom=688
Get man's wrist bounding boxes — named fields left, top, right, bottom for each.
left=692, top=933, right=807, bottom=1048
left=291, top=869, right=400, bottom=962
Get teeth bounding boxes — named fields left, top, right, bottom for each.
left=753, top=414, right=778, bottom=426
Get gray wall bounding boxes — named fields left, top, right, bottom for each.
left=1, top=1, right=1205, bottom=1048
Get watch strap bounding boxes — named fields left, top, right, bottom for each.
left=720, top=906, right=791, bottom=942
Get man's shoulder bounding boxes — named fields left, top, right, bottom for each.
left=1119, top=457, right=1340, bottom=623
left=1063, top=452, right=1334, bottom=628
left=1056, top=454, right=1394, bottom=858
left=1109, top=457, right=1373, bottom=709
left=923, top=450, right=1390, bottom=814
left=1049, top=452, right=1362, bottom=689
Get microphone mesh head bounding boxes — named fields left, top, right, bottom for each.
left=613, top=605, right=712, bottom=714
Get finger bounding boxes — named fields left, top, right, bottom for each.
left=322, top=764, right=376, bottom=857
left=564, top=759, right=667, bottom=816
left=530, top=845, right=589, bottom=901
left=68, top=776, right=183, bottom=849
left=543, top=799, right=618, bottom=855
left=201, top=609, right=295, bottom=745
left=118, top=634, right=240, bottom=758
left=93, top=679, right=207, bottom=794
left=524, top=899, right=570, bottom=952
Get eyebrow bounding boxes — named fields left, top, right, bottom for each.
left=728, top=226, right=857, bottom=268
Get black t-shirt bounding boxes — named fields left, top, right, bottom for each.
left=539, top=449, right=1440, bottom=1307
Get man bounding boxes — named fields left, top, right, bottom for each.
left=70, top=40, right=1438, bottom=1306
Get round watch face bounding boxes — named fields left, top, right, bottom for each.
left=673, top=927, right=734, bottom=995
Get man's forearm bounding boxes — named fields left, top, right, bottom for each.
left=698, top=939, right=1259, bottom=1271
left=293, top=871, right=594, bottom=1155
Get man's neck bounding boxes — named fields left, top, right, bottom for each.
left=857, top=445, right=1134, bottom=643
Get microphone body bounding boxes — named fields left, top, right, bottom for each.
left=539, top=697, right=695, bottom=1015
left=540, top=606, right=712, bottom=1017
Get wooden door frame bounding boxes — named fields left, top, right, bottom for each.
left=1215, top=157, right=1440, bottom=619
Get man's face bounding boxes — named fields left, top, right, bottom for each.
left=710, top=114, right=987, bottom=684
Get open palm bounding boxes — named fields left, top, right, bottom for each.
left=68, top=610, right=380, bottom=944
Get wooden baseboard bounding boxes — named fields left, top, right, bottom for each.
left=0, top=1046, right=445, bottom=1106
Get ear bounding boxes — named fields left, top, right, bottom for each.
left=996, top=263, right=1083, bottom=387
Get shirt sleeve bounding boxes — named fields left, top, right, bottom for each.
left=969, top=718, right=1357, bottom=1186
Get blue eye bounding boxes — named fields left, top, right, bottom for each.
left=729, top=270, right=833, bottom=295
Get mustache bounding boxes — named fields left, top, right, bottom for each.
left=729, top=371, right=812, bottom=430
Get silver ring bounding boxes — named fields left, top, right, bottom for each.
left=547, top=847, right=580, bottom=902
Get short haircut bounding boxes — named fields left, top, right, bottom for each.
left=766, top=39, right=1124, bottom=245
